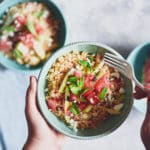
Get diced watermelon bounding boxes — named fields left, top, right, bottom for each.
left=84, top=74, right=94, bottom=88
left=70, top=93, right=78, bottom=101
left=18, top=31, right=34, bottom=48
left=47, top=99, right=57, bottom=111
left=74, top=70, right=82, bottom=79
left=16, top=16, right=27, bottom=25
left=77, top=102, right=86, bottom=111
left=0, top=40, right=12, bottom=52
left=35, top=23, right=45, bottom=34
left=94, top=74, right=109, bottom=92
left=83, top=88, right=94, bottom=97
left=83, top=89, right=99, bottom=105
left=109, top=78, right=122, bottom=90
left=87, top=94, right=99, bottom=105
left=14, top=16, right=27, bottom=30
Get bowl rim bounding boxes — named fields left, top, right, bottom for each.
left=127, top=42, right=150, bottom=63
left=0, top=0, right=67, bottom=71
left=37, top=41, right=133, bottom=139
left=127, top=42, right=150, bottom=114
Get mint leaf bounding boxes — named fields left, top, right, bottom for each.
left=68, top=76, right=78, bottom=83
left=2, top=25, right=15, bottom=33
left=98, top=87, right=108, bottom=100
left=71, top=102, right=80, bottom=115
left=88, top=56, right=94, bottom=63
left=77, top=76, right=84, bottom=90
left=79, top=60, right=92, bottom=72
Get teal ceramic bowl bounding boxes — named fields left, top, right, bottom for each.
left=37, top=42, right=133, bottom=139
left=0, top=0, right=67, bottom=71
left=127, top=42, right=150, bottom=114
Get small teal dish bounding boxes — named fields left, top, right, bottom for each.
left=0, top=0, right=67, bottom=71
left=37, top=42, right=133, bottom=139
left=127, top=42, right=150, bottom=114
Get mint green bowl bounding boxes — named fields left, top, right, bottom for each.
left=37, top=42, right=133, bottom=139
left=127, top=42, right=150, bottom=113
left=0, top=0, right=67, bottom=71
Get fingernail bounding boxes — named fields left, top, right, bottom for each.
left=30, top=76, right=33, bottom=83
left=30, top=76, right=32, bottom=81
left=30, top=76, right=35, bottom=85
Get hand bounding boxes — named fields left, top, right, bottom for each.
left=141, top=96, right=150, bottom=150
left=134, top=86, right=147, bottom=99
left=23, top=76, right=65, bottom=150
left=134, top=86, right=150, bottom=150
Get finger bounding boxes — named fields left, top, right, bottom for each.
left=55, top=130, right=65, bottom=138
left=25, top=76, right=45, bottom=121
left=25, top=76, right=65, bottom=137
left=26, top=76, right=38, bottom=115
left=134, top=92, right=147, bottom=99
left=57, top=133, right=65, bottom=140
left=134, top=86, right=147, bottom=99
left=25, top=77, right=58, bottom=130
left=54, top=128, right=66, bottom=141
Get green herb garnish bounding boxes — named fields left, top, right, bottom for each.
left=79, top=60, right=92, bottom=72
left=69, top=76, right=84, bottom=95
left=68, top=76, right=78, bottom=83
left=77, top=76, right=84, bottom=90
left=99, top=87, right=108, bottom=100
left=13, top=49, right=22, bottom=59
left=88, top=56, right=94, bottom=63
left=71, top=102, right=80, bottom=115
left=2, top=25, right=15, bottom=33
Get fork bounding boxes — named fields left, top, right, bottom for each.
left=104, top=52, right=150, bottom=93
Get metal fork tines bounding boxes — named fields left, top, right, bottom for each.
left=104, top=52, right=145, bottom=91
left=104, top=53, right=131, bottom=79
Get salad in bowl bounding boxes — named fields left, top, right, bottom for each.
left=0, top=1, right=66, bottom=69
left=37, top=42, right=133, bottom=139
left=46, top=51, right=125, bottom=130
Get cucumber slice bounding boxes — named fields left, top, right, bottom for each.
left=59, top=71, right=70, bottom=94
left=33, top=41, right=45, bottom=59
left=13, top=49, right=22, bottom=59
left=14, top=42, right=29, bottom=57
left=26, top=20, right=37, bottom=36
left=83, top=105, right=93, bottom=113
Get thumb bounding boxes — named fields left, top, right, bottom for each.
left=26, top=76, right=38, bottom=116
left=25, top=76, right=45, bottom=127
